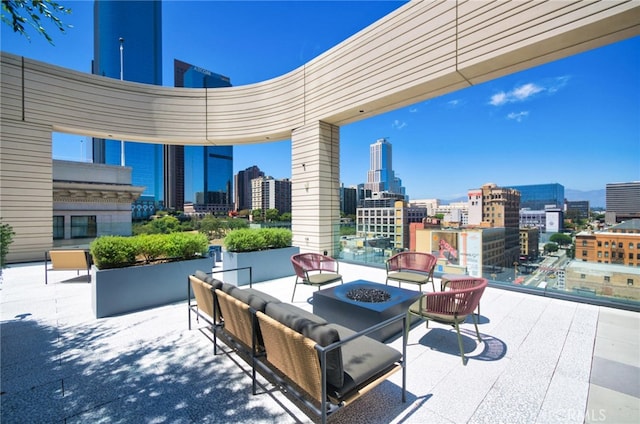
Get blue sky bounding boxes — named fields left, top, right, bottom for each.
left=2, top=0, right=638, bottom=201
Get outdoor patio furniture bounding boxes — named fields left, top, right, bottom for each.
left=188, top=274, right=407, bottom=424
left=188, top=271, right=222, bottom=353
left=441, top=274, right=484, bottom=316
left=290, top=252, right=343, bottom=302
left=386, top=251, right=437, bottom=292
left=407, top=278, right=487, bottom=365
left=44, top=249, right=91, bottom=285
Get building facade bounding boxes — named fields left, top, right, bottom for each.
left=53, top=160, right=143, bottom=247
left=508, top=183, right=564, bottom=210
left=235, top=166, right=265, bottom=212
left=575, top=219, right=640, bottom=266
left=468, top=183, right=521, bottom=266
left=92, top=0, right=163, bottom=219
left=364, top=138, right=406, bottom=198
left=165, top=60, right=233, bottom=214
left=606, top=181, right=640, bottom=223
left=340, top=185, right=358, bottom=216
left=251, top=176, right=292, bottom=215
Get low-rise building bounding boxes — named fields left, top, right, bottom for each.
left=53, top=160, right=143, bottom=247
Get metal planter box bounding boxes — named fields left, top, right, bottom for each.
left=91, top=257, right=212, bottom=318
left=222, top=246, right=299, bottom=286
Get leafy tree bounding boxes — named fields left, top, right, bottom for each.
left=251, top=209, right=264, bottom=222
left=550, top=233, right=572, bottom=246
left=2, top=0, right=72, bottom=44
left=265, top=208, right=279, bottom=222
left=279, top=212, right=292, bottom=222
left=199, top=216, right=224, bottom=240
left=227, top=218, right=249, bottom=230
left=137, top=215, right=181, bottom=234
left=544, top=242, right=559, bottom=254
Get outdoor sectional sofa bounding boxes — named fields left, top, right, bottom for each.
left=188, top=270, right=407, bottom=424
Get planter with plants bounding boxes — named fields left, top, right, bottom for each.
left=90, top=232, right=210, bottom=318
left=0, top=219, right=15, bottom=279
left=222, top=228, right=298, bottom=286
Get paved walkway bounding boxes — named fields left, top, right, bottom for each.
left=1, top=261, right=638, bottom=423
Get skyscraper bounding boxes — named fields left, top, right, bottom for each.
left=235, top=166, right=264, bottom=212
left=365, top=138, right=405, bottom=198
left=92, top=0, right=163, bottom=219
left=166, top=60, right=233, bottom=213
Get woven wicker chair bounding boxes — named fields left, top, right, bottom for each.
left=408, top=278, right=487, bottom=365
left=386, top=251, right=437, bottom=291
left=291, top=253, right=343, bottom=301
left=441, top=275, right=484, bottom=316
left=188, top=271, right=222, bottom=353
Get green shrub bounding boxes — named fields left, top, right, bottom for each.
left=90, top=232, right=208, bottom=268
left=223, top=228, right=292, bottom=252
left=0, top=219, right=15, bottom=268
left=165, top=232, right=208, bottom=260
left=261, top=228, right=292, bottom=249
left=90, top=236, right=137, bottom=269
left=135, top=234, right=168, bottom=264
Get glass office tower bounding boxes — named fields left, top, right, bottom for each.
left=508, top=183, right=565, bottom=210
left=92, top=0, right=163, bottom=219
left=166, top=60, right=233, bottom=214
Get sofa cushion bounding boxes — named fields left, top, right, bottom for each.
left=194, top=270, right=223, bottom=289
left=221, top=284, right=280, bottom=313
left=327, top=323, right=402, bottom=400
left=264, top=302, right=343, bottom=388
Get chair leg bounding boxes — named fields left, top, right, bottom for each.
left=454, top=321, right=466, bottom=365
left=471, top=313, right=482, bottom=342
left=291, top=278, right=299, bottom=302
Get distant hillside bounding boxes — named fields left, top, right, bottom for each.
left=565, top=189, right=606, bottom=208
left=439, top=188, right=606, bottom=208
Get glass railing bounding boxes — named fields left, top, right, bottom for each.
left=337, top=244, right=640, bottom=312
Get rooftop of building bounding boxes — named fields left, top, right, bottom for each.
left=1, top=260, right=638, bottom=423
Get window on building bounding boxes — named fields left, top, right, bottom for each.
left=597, top=241, right=602, bottom=247
left=582, top=240, right=587, bottom=246
left=580, top=274, right=586, bottom=279
left=582, top=250, right=587, bottom=257
left=53, top=216, right=64, bottom=240
left=604, top=276, right=610, bottom=282
left=604, top=242, right=609, bottom=247
left=618, top=242, right=623, bottom=248
left=630, top=253, right=634, bottom=260
left=628, top=279, right=634, bottom=286
left=604, top=252, right=609, bottom=258
left=597, top=252, right=602, bottom=258
left=630, top=243, right=635, bottom=249
left=71, top=216, right=97, bottom=238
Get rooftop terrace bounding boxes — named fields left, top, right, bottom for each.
left=1, top=261, right=638, bottom=423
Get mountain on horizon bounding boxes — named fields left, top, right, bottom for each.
left=439, top=188, right=606, bottom=208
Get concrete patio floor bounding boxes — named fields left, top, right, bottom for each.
left=1, top=260, right=638, bottom=423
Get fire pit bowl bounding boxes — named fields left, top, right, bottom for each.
left=312, top=280, right=422, bottom=341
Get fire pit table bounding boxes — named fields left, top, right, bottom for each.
left=312, top=280, right=422, bottom=342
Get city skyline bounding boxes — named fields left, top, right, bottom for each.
left=1, top=1, right=638, bottom=201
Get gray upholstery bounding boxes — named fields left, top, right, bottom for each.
left=328, top=323, right=402, bottom=399
left=221, top=283, right=281, bottom=313
left=265, top=302, right=343, bottom=388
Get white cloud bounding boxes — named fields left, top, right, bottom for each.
left=409, top=107, right=418, bottom=113
left=489, top=77, right=569, bottom=106
left=507, top=111, right=529, bottom=122
left=447, top=99, right=462, bottom=108
left=392, top=119, right=407, bottom=130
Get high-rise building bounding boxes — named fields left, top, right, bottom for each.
left=365, top=138, right=405, bottom=198
left=340, top=185, right=358, bottom=216
left=235, top=166, right=264, bottom=212
left=251, top=177, right=292, bottom=215
left=92, top=0, right=163, bottom=219
left=507, top=183, right=564, bottom=210
left=166, top=60, right=233, bottom=213
left=606, top=181, right=640, bottom=223
left=468, top=183, right=521, bottom=266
